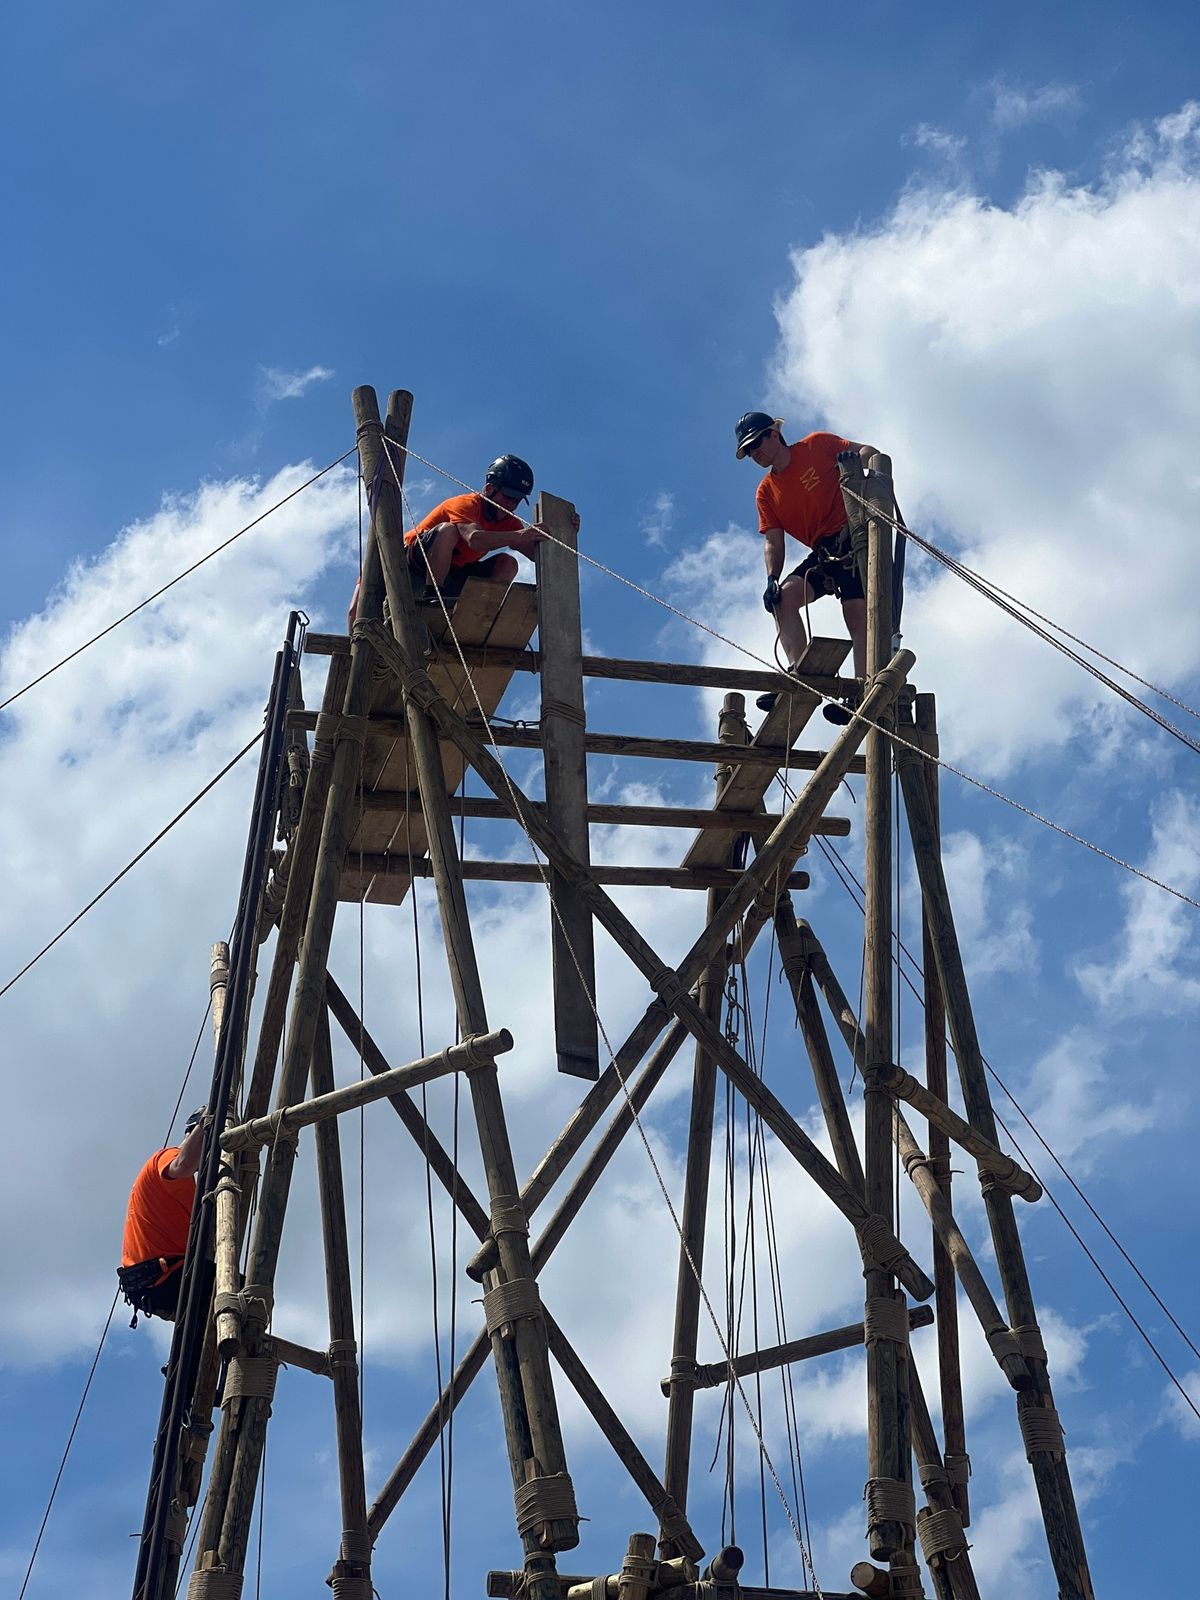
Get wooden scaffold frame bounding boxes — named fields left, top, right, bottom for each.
left=130, top=384, right=1095, bottom=1600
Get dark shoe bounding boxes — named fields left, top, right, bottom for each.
left=822, top=702, right=852, bottom=726
left=756, top=692, right=778, bottom=713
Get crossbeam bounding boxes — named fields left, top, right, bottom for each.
left=355, top=791, right=851, bottom=836
left=344, top=856, right=810, bottom=892
left=667, top=1306, right=935, bottom=1393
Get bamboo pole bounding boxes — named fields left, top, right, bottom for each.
left=310, top=1008, right=372, bottom=1600
left=876, top=1063, right=1041, bottom=1200
left=198, top=399, right=414, bottom=1586
left=357, top=387, right=577, bottom=1581
left=913, top=693, right=969, bottom=1526
left=219, top=1029, right=513, bottom=1151
left=677, top=1305, right=934, bottom=1392
left=662, top=693, right=744, bottom=1540
left=537, top=488, right=599, bottom=1079
left=355, top=791, right=852, bottom=837
left=850, top=451, right=912, bottom=1564
left=896, top=743, right=1094, bottom=1599
left=360, top=616, right=930, bottom=1298
left=908, top=1364, right=980, bottom=1600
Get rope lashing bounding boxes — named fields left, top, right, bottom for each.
left=488, top=1197, right=530, bottom=1239
left=541, top=695, right=586, bottom=728
left=864, top=1477, right=916, bottom=1532
left=656, top=1498, right=693, bottom=1541
left=863, top=1295, right=911, bottom=1348
left=311, top=712, right=340, bottom=764
left=1019, top=1403, right=1066, bottom=1460
left=590, top=1578, right=607, bottom=1600
left=918, top=1507, right=970, bottom=1563
left=334, top=713, right=370, bottom=749
left=187, top=1573, right=244, bottom=1600
left=513, top=1471, right=579, bottom=1535
left=1014, top=1322, right=1048, bottom=1362
left=917, top=1460, right=948, bottom=1491
left=667, top=1356, right=701, bottom=1391
left=855, top=1213, right=909, bottom=1274
left=222, top=1354, right=280, bottom=1405
left=985, top=1326, right=1024, bottom=1366
left=944, top=1452, right=972, bottom=1487
left=328, top=1338, right=358, bottom=1370
left=483, top=1278, right=543, bottom=1336
left=340, top=1530, right=372, bottom=1563
left=331, top=1578, right=373, bottom=1600
left=186, top=1420, right=214, bottom=1464
left=214, top=1283, right=274, bottom=1329
left=886, top=1555, right=926, bottom=1599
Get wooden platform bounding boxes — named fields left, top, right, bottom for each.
left=339, top=579, right=540, bottom=904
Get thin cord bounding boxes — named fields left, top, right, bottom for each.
left=16, top=1292, right=120, bottom=1600
left=0, top=729, right=265, bottom=1003
left=0, top=449, right=356, bottom=716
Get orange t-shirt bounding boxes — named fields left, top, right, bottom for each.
left=755, top=432, right=854, bottom=550
left=122, top=1148, right=195, bottom=1268
left=403, top=492, right=524, bottom=569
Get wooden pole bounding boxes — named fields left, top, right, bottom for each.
left=354, top=790, right=852, bottom=837
left=357, top=387, right=578, bottom=1583
left=195, top=397, right=414, bottom=1587
left=311, top=1008, right=372, bottom=1600
left=913, top=693, right=970, bottom=1525
left=908, top=1364, right=979, bottom=1600
left=678, top=1305, right=934, bottom=1392
left=219, top=1029, right=513, bottom=1150
left=875, top=1062, right=1041, bottom=1200
left=895, top=738, right=1094, bottom=1599
left=662, top=693, right=745, bottom=1540
left=537, top=489, right=599, bottom=1079
left=346, top=854, right=809, bottom=891
left=851, top=451, right=912, bottom=1565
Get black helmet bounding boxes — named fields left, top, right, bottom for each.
left=484, top=454, right=534, bottom=504
left=184, top=1106, right=207, bottom=1135
left=734, top=411, right=782, bottom=459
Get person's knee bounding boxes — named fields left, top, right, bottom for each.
left=489, top=553, right=519, bottom=583
left=781, top=577, right=818, bottom=612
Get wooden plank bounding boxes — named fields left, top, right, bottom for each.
left=339, top=857, right=809, bottom=896
left=354, top=791, right=852, bottom=835
left=341, top=579, right=539, bottom=903
left=682, top=638, right=851, bottom=870
left=536, top=491, right=598, bottom=1078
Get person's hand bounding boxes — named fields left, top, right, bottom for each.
left=525, top=522, right=549, bottom=543
left=836, top=449, right=861, bottom=474
left=763, top=576, right=783, bottom=613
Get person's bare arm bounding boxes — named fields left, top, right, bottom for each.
left=762, top=527, right=786, bottom=579
left=165, top=1118, right=206, bottom=1181
left=459, top=521, right=548, bottom=558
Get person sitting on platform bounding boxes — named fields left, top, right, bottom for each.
left=734, top=412, right=879, bottom=722
left=347, top=453, right=547, bottom=627
left=117, top=1107, right=206, bottom=1326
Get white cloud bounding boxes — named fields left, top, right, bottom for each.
left=257, top=363, right=335, bottom=404
left=989, top=79, right=1082, bottom=131
left=940, top=828, right=1038, bottom=976
left=1074, top=788, right=1200, bottom=1012
left=640, top=490, right=676, bottom=550
left=1012, top=1029, right=1161, bottom=1171
left=767, top=102, right=1200, bottom=779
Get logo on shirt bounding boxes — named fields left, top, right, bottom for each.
left=799, top=467, right=821, bottom=493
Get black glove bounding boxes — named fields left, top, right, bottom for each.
left=836, top=449, right=861, bottom=474
left=763, top=575, right=782, bottom=613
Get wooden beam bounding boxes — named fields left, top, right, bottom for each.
left=356, top=790, right=852, bottom=837
left=287, top=708, right=865, bottom=775
left=537, top=489, right=599, bottom=1079
left=339, top=856, right=809, bottom=892
left=677, top=1305, right=935, bottom=1392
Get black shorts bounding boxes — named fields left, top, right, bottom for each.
left=783, top=529, right=864, bottom=603
left=406, top=531, right=509, bottom=598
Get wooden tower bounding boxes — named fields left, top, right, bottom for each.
left=131, top=386, right=1095, bottom=1600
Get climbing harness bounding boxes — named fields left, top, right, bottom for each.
left=117, top=1257, right=183, bottom=1329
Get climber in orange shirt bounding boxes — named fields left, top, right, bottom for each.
left=118, top=1107, right=206, bottom=1325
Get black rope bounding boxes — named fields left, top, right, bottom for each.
left=0, top=729, right=265, bottom=1003
left=0, top=448, right=355, bottom=717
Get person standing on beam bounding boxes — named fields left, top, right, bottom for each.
left=734, top=412, right=879, bottom=722
left=347, top=453, right=549, bottom=626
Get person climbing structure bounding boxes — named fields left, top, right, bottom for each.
left=734, top=412, right=879, bottom=722
left=347, top=453, right=555, bottom=626
left=118, top=1106, right=206, bottom=1325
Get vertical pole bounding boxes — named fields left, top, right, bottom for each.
left=661, top=692, right=747, bottom=1545
left=311, top=1007, right=372, bottom=1600
left=536, top=490, right=599, bottom=1080
left=896, top=742, right=1094, bottom=1600
left=851, top=453, right=913, bottom=1566
left=355, top=387, right=578, bottom=1595
left=914, top=694, right=969, bottom=1524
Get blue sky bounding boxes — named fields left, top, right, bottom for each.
left=3, top=3, right=1200, bottom=1597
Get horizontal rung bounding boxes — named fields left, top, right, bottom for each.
left=355, top=791, right=851, bottom=838
left=344, top=856, right=810, bottom=892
